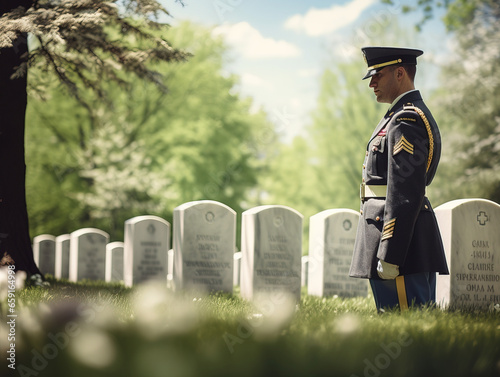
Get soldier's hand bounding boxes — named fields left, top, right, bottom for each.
left=377, top=260, right=399, bottom=279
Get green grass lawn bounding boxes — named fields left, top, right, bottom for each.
left=2, top=277, right=500, bottom=377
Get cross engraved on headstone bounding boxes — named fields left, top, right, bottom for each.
left=436, top=199, right=500, bottom=310
left=477, top=211, right=489, bottom=226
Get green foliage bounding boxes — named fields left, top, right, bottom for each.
left=25, top=22, right=273, bottom=240
left=2, top=277, right=499, bottom=377
left=143, top=23, right=270, bottom=213
left=0, top=0, right=188, bottom=99
left=430, top=1, right=500, bottom=204
left=382, top=0, right=497, bottom=32
left=443, top=0, right=484, bottom=30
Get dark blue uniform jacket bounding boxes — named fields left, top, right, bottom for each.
left=349, top=90, right=449, bottom=279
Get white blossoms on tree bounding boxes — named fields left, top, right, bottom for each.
left=434, top=3, right=500, bottom=201
left=75, top=118, right=171, bottom=225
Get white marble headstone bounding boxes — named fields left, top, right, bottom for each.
left=167, top=249, right=174, bottom=288
left=308, top=209, right=368, bottom=297
left=124, top=216, right=170, bottom=287
left=173, top=200, right=235, bottom=293
left=233, top=251, right=242, bottom=286
left=69, top=228, right=109, bottom=282
left=55, top=234, right=70, bottom=279
left=301, top=256, right=309, bottom=287
left=435, top=199, right=500, bottom=310
left=33, top=234, right=56, bottom=276
left=105, top=242, right=124, bottom=282
left=241, top=205, right=303, bottom=301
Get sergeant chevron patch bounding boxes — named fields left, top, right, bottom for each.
left=381, top=218, right=396, bottom=241
left=393, top=135, right=414, bottom=155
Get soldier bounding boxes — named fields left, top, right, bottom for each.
left=349, top=46, right=449, bottom=311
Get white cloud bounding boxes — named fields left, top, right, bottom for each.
left=241, top=73, right=272, bottom=88
left=284, top=0, right=376, bottom=36
left=298, top=68, right=319, bottom=78
left=212, top=22, right=301, bottom=59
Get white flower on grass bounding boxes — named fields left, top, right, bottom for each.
left=490, top=303, right=500, bottom=313
left=18, top=307, right=45, bottom=344
left=132, top=281, right=199, bottom=339
left=251, top=291, right=297, bottom=339
left=69, top=328, right=116, bottom=369
left=15, top=270, right=27, bottom=290
left=0, top=267, right=7, bottom=301
left=334, top=313, right=361, bottom=335
left=0, top=267, right=25, bottom=301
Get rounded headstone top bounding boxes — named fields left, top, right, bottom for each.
left=125, top=215, right=169, bottom=226
left=70, top=228, right=110, bottom=238
left=243, top=205, right=303, bottom=219
left=106, top=241, right=125, bottom=250
left=55, top=234, right=71, bottom=242
left=33, top=234, right=56, bottom=242
left=435, top=198, right=500, bottom=211
left=174, top=200, right=236, bottom=215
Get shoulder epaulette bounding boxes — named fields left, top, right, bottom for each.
left=401, top=104, right=434, bottom=172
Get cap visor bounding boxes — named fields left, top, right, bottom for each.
left=362, top=68, right=378, bottom=80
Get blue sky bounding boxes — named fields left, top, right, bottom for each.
left=160, top=0, right=449, bottom=141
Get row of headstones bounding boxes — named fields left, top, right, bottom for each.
left=32, top=201, right=366, bottom=299
left=33, top=199, right=500, bottom=310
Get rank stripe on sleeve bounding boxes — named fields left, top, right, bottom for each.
left=381, top=218, right=396, bottom=241
left=393, top=135, right=414, bottom=155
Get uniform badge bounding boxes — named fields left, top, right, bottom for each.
left=393, top=135, right=414, bottom=155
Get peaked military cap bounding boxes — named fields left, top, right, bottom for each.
left=361, top=46, right=423, bottom=80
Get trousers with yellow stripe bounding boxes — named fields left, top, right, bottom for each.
left=369, top=272, right=436, bottom=311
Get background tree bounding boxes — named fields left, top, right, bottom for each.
left=0, top=0, right=188, bottom=275
left=25, top=21, right=272, bottom=242
left=381, top=0, right=495, bottom=31
left=430, top=1, right=500, bottom=203
left=0, top=1, right=36, bottom=272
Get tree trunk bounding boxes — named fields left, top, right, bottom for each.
left=0, top=0, right=41, bottom=276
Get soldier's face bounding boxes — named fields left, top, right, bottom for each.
left=368, top=67, right=399, bottom=104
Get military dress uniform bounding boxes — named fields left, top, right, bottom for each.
left=349, top=47, right=449, bottom=311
